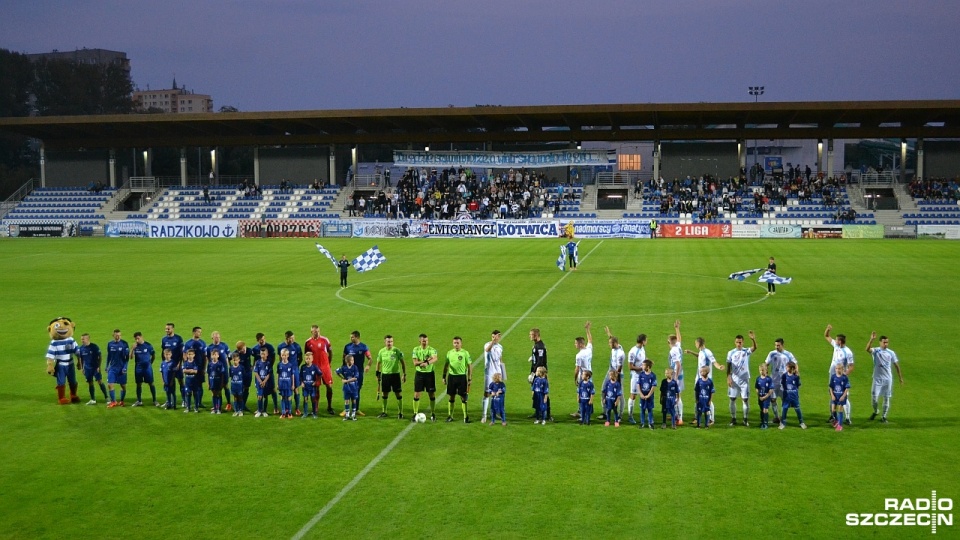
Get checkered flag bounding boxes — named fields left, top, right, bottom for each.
left=352, top=245, right=386, bottom=273
left=315, top=243, right=339, bottom=271
left=758, top=271, right=791, bottom=285
left=728, top=268, right=762, bottom=281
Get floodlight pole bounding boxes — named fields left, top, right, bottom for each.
left=748, top=86, right=765, bottom=177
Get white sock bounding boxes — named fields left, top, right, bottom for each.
left=844, top=400, right=851, bottom=420
left=677, top=398, right=684, bottom=420
left=872, top=396, right=879, bottom=414
left=628, top=398, right=635, bottom=416
left=710, top=402, right=715, bottom=423
left=729, top=398, right=737, bottom=419
left=482, top=397, right=489, bottom=420
left=882, top=396, right=891, bottom=417
left=743, top=402, right=749, bottom=422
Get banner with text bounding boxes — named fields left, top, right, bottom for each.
left=496, top=221, right=562, bottom=238
left=146, top=220, right=238, bottom=238
left=801, top=226, right=843, bottom=239
left=105, top=220, right=149, bottom=238
left=917, top=224, right=960, bottom=239
left=659, top=223, right=732, bottom=238
left=732, top=224, right=761, bottom=238
left=238, top=219, right=321, bottom=238
left=842, top=225, right=884, bottom=239
left=7, top=222, right=77, bottom=237
left=351, top=220, right=415, bottom=238
left=392, top=149, right=615, bottom=169
left=415, top=220, right=498, bottom=238
left=568, top=220, right=651, bottom=238
left=760, top=224, right=802, bottom=238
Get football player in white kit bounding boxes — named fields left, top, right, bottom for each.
left=603, top=326, right=626, bottom=419
left=571, top=322, right=593, bottom=419
left=482, top=330, right=506, bottom=423
left=726, top=331, right=757, bottom=427
left=764, top=338, right=797, bottom=424
left=667, top=320, right=684, bottom=425
left=626, top=333, right=648, bottom=424
left=865, top=331, right=903, bottom=423
left=824, top=324, right=854, bottom=425
left=684, top=336, right=725, bottom=426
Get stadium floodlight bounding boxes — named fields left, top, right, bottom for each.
left=748, top=86, right=765, bottom=101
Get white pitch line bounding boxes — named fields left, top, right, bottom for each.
left=291, top=241, right=604, bottom=539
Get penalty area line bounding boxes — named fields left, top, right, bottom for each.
left=291, top=240, right=604, bottom=539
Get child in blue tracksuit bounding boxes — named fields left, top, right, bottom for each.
left=601, top=370, right=622, bottom=427
left=531, top=366, right=549, bottom=425
left=207, top=350, right=226, bottom=414
left=488, top=373, right=506, bottom=425
left=637, top=360, right=657, bottom=429
left=181, top=350, right=199, bottom=413
left=160, top=349, right=177, bottom=410
left=276, top=350, right=296, bottom=418
left=755, top=363, right=775, bottom=429
left=578, top=370, right=595, bottom=425
left=694, top=366, right=715, bottom=428
left=300, top=359, right=321, bottom=418
left=779, top=362, right=806, bottom=430
left=229, top=353, right=245, bottom=416
left=662, top=368, right=680, bottom=429
left=254, top=349, right=272, bottom=417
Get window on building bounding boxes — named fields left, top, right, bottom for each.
left=619, top=154, right=642, bottom=171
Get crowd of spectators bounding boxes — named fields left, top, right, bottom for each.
left=644, top=166, right=847, bottom=218
left=908, top=177, right=960, bottom=202
left=350, top=167, right=569, bottom=220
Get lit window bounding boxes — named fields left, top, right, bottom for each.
left=619, top=154, right=642, bottom=171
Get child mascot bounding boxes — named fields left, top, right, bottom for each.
left=46, top=316, right=80, bottom=404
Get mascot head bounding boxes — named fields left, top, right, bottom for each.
left=48, top=317, right=75, bottom=340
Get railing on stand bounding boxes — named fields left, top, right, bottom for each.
left=351, top=173, right=387, bottom=191
left=595, top=171, right=650, bottom=202
left=0, top=178, right=40, bottom=220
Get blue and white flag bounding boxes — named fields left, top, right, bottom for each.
left=315, top=243, right=338, bottom=271
left=557, top=241, right=580, bottom=271
left=353, top=245, right=386, bottom=273
left=758, top=271, right=791, bottom=285
left=728, top=268, right=763, bottom=281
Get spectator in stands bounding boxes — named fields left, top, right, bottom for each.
left=203, top=186, right=211, bottom=204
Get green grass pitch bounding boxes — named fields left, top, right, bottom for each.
left=1, top=237, right=958, bottom=539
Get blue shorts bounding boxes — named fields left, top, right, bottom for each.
left=783, top=394, right=800, bottom=408
left=757, top=398, right=771, bottom=410
left=278, top=386, right=293, bottom=397
left=135, top=369, right=154, bottom=385
left=83, top=366, right=102, bottom=382
left=696, top=398, right=711, bottom=413
left=183, top=376, right=196, bottom=392
left=342, top=387, right=359, bottom=400
left=832, top=393, right=847, bottom=406
left=55, top=363, right=77, bottom=386
left=161, top=371, right=175, bottom=387
left=231, top=383, right=244, bottom=396
left=107, top=369, right=127, bottom=385
left=208, top=379, right=224, bottom=392
left=302, top=385, right=316, bottom=398
left=640, top=397, right=654, bottom=409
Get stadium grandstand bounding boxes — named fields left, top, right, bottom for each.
left=0, top=100, right=958, bottom=235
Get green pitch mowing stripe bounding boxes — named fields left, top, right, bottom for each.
left=1, top=238, right=958, bottom=538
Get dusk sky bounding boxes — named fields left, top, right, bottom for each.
left=2, top=0, right=958, bottom=112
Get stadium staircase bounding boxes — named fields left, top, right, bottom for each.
left=2, top=186, right=114, bottom=229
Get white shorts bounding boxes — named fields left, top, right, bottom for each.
left=676, top=375, right=685, bottom=393
left=727, top=381, right=750, bottom=399
left=872, top=379, right=892, bottom=399
left=630, top=372, right=641, bottom=395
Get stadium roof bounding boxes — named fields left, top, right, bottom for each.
left=1, top=100, right=959, bottom=149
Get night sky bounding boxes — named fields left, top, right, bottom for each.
left=2, top=0, right=958, bottom=111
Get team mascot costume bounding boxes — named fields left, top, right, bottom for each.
left=46, top=317, right=80, bottom=404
